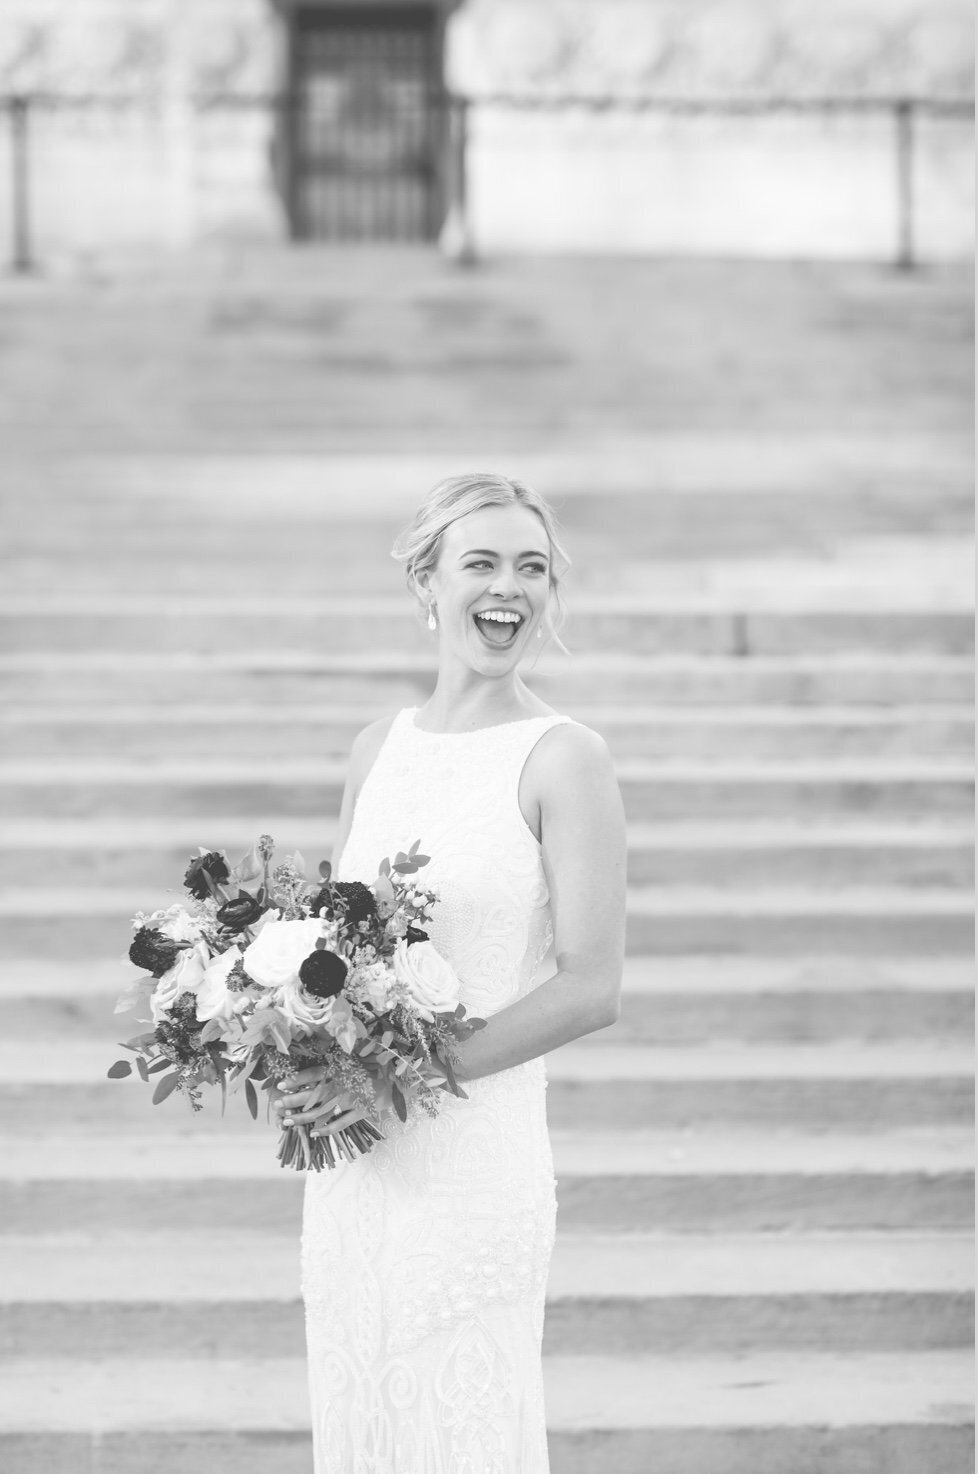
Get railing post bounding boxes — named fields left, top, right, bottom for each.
left=439, top=94, right=474, bottom=264
left=9, top=94, right=33, bottom=273
left=894, top=98, right=915, bottom=271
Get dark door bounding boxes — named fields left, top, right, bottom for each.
left=290, top=5, right=443, bottom=241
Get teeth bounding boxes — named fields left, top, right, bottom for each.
left=476, top=611, right=521, bottom=623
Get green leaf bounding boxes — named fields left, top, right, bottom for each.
left=391, top=1082, right=407, bottom=1123
left=135, top=1057, right=150, bottom=1083
left=244, top=1078, right=259, bottom=1120
left=408, top=839, right=420, bottom=856
left=107, top=1059, right=132, bottom=1079
left=379, top=857, right=391, bottom=878
left=151, top=1072, right=180, bottom=1104
left=319, top=859, right=332, bottom=881
left=146, top=1057, right=171, bottom=1074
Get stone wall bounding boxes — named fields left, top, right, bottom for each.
left=447, top=0, right=974, bottom=259
left=0, top=0, right=972, bottom=262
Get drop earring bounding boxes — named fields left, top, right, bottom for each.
left=427, top=602, right=437, bottom=632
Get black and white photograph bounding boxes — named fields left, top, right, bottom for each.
left=0, top=1, right=973, bottom=1471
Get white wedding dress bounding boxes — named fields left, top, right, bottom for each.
left=300, top=705, right=577, bottom=1473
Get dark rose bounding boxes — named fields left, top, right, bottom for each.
left=216, top=892, right=264, bottom=932
left=129, top=926, right=187, bottom=978
left=183, top=851, right=230, bottom=901
left=299, top=949, right=349, bottom=999
left=406, top=926, right=429, bottom=944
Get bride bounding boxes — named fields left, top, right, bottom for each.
left=273, top=472, right=627, bottom=1472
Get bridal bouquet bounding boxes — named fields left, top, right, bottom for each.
left=108, top=835, right=485, bottom=1171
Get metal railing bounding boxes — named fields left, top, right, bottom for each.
left=1, top=89, right=972, bottom=273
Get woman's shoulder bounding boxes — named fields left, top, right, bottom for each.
left=525, top=717, right=614, bottom=779
left=347, top=709, right=405, bottom=784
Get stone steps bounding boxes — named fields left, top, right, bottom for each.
left=3, top=1128, right=970, bottom=1235
left=3, top=956, right=972, bottom=1045
left=1, top=598, right=971, bottom=657
left=1, top=885, right=971, bottom=957
left=2, top=651, right=972, bottom=706
left=1, top=1231, right=971, bottom=1359
left=1, top=758, right=971, bottom=820
left=1, top=254, right=972, bottom=1472
left=1, top=1038, right=970, bottom=1133
left=2, top=817, right=971, bottom=889
left=0, top=1351, right=970, bottom=1474
left=2, top=702, right=973, bottom=761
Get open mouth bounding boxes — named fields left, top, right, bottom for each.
left=473, top=610, right=524, bottom=648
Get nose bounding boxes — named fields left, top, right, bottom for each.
left=488, top=566, right=520, bottom=598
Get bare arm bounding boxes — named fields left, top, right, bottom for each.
left=451, top=723, right=627, bottom=1081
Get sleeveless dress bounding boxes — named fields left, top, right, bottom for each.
left=300, top=704, right=578, bottom=1474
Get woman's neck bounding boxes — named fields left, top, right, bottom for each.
left=416, top=674, right=548, bottom=734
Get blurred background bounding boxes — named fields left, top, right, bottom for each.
left=0, top=1, right=974, bottom=1471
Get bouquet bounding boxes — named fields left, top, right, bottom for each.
left=108, top=834, right=485, bottom=1171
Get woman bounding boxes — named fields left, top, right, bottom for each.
left=274, top=473, right=627, bottom=1472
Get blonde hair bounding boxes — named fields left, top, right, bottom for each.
left=391, top=473, right=572, bottom=653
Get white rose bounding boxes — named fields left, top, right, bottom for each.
left=196, top=946, right=249, bottom=1023
left=241, top=915, right=324, bottom=989
left=150, top=941, right=210, bottom=1023
left=278, top=974, right=336, bottom=1035
left=392, top=939, right=460, bottom=1022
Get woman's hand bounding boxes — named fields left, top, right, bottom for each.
left=271, top=1066, right=374, bottom=1138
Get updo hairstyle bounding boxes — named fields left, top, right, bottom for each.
left=390, top=473, right=571, bottom=653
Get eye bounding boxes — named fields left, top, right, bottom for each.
left=466, top=560, right=493, bottom=570
left=523, top=563, right=548, bottom=575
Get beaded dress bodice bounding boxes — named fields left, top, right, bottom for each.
left=300, top=705, right=576, bottom=1473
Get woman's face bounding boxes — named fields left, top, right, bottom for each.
left=424, top=504, right=553, bottom=673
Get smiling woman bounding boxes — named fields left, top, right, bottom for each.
left=287, top=471, right=626, bottom=1473
left=392, top=472, right=573, bottom=667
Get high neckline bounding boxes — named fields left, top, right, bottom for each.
left=407, top=706, right=559, bottom=737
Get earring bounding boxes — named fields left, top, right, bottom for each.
left=427, top=602, right=437, bottom=632
left=536, top=625, right=544, bottom=639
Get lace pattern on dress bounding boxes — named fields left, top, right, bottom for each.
left=301, top=708, right=577, bottom=1473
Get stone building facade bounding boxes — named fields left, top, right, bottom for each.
left=0, top=0, right=972, bottom=263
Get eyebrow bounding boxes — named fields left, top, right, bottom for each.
left=459, top=548, right=550, bottom=560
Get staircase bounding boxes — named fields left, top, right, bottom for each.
left=0, top=253, right=973, bottom=1472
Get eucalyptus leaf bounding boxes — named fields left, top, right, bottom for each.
left=233, top=843, right=264, bottom=886
left=135, top=1057, right=150, bottom=1083
left=439, top=1051, right=459, bottom=1094
left=391, top=1082, right=407, bottom=1123
left=244, top=1078, right=259, bottom=1120
left=151, top=1072, right=180, bottom=1104
left=107, top=1060, right=132, bottom=1079
left=319, top=860, right=332, bottom=881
